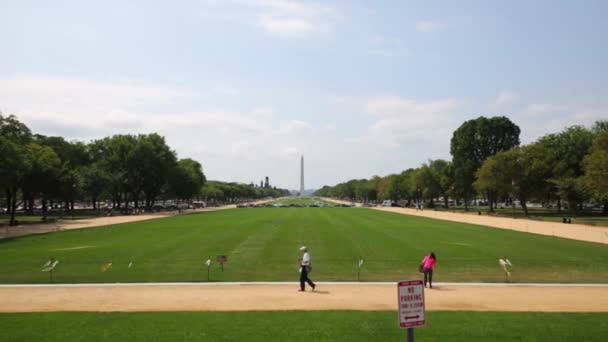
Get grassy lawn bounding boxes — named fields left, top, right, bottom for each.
left=1, top=311, right=607, bottom=342
left=0, top=208, right=607, bottom=283
left=267, top=197, right=330, bottom=205
left=0, top=210, right=103, bottom=226
left=435, top=205, right=608, bottom=227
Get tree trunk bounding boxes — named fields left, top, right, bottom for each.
left=133, top=192, right=139, bottom=209
left=603, top=201, right=608, bottom=215
left=9, top=187, right=18, bottom=226
left=520, top=197, right=529, bottom=216
left=42, top=198, right=48, bottom=221
left=28, top=196, right=35, bottom=214
left=557, top=198, right=562, bottom=214
left=5, top=189, right=11, bottom=213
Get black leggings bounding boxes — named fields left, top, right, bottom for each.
left=300, top=266, right=315, bottom=290
left=423, top=268, right=433, bottom=288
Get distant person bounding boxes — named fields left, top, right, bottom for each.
left=298, top=246, right=316, bottom=292
left=498, top=257, right=513, bottom=282
left=420, top=252, right=437, bottom=288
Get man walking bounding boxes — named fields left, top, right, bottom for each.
left=299, top=246, right=316, bottom=291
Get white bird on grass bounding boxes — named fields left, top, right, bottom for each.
left=42, top=260, right=59, bottom=272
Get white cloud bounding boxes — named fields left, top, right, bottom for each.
left=415, top=20, right=444, bottom=33
left=368, top=35, right=410, bottom=57
left=369, top=47, right=410, bottom=57
left=511, top=99, right=607, bottom=144
left=365, top=96, right=461, bottom=117
left=523, top=103, right=566, bottom=116
left=0, top=74, right=337, bottom=188
left=252, top=0, right=338, bottom=38
left=279, top=119, right=313, bottom=135
left=213, top=86, right=240, bottom=96
left=256, top=15, right=317, bottom=38
left=495, top=91, right=519, bottom=106
left=362, top=96, right=463, bottom=147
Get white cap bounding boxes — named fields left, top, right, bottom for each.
left=299, top=246, right=307, bottom=251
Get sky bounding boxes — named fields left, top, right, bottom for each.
left=1, top=0, right=607, bottom=190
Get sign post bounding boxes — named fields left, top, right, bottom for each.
left=398, top=280, right=425, bottom=342
left=216, top=255, right=227, bottom=272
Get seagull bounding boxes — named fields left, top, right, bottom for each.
left=100, top=261, right=113, bottom=272
left=42, top=260, right=59, bottom=272
left=128, top=261, right=133, bottom=269
left=205, top=258, right=211, bottom=267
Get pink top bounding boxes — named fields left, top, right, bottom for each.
left=422, top=256, right=436, bottom=269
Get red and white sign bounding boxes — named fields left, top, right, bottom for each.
left=398, top=280, right=425, bottom=328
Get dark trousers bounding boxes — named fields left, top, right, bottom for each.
left=300, top=266, right=315, bottom=290
left=423, top=268, right=433, bottom=288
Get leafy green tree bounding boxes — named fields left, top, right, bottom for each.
left=536, top=126, right=594, bottom=213
left=168, top=159, right=207, bottom=203
left=89, top=135, right=135, bottom=209
left=0, top=114, right=33, bottom=225
left=21, top=143, right=62, bottom=217
left=450, top=116, right=520, bottom=210
left=131, top=134, right=177, bottom=209
left=475, top=144, right=552, bottom=215
left=35, top=136, right=91, bottom=211
left=583, top=131, right=608, bottom=214
left=592, top=120, right=608, bottom=134
left=81, top=163, right=110, bottom=210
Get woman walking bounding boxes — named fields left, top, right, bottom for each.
left=421, top=252, right=437, bottom=288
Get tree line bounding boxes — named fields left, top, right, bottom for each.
left=0, top=113, right=289, bottom=226
left=316, top=116, right=608, bottom=215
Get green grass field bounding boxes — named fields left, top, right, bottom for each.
left=1, top=311, right=606, bottom=342
left=435, top=205, right=608, bottom=227
left=0, top=210, right=102, bottom=226
left=268, top=197, right=330, bottom=205
left=1, top=208, right=607, bottom=283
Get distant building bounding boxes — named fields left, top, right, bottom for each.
left=265, top=176, right=269, bottom=189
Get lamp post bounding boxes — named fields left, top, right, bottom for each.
left=511, top=179, right=515, bottom=219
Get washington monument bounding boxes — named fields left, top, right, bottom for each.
left=300, top=155, right=304, bottom=196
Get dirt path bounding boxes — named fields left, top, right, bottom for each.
left=1, top=283, right=606, bottom=313
left=373, top=207, right=608, bottom=245
left=1, top=206, right=236, bottom=240
left=320, top=199, right=608, bottom=245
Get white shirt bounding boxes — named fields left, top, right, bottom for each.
left=301, top=252, right=311, bottom=266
